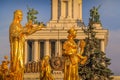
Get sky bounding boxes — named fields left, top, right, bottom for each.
left=0, top=0, right=120, bottom=75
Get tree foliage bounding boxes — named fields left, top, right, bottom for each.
left=78, top=6, right=113, bottom=80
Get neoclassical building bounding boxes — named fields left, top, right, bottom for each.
left=24, top=0, right=108, bottom=65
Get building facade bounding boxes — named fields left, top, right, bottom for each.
left=24, top=0, right=108, bottom=68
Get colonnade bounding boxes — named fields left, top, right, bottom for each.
left=24, top=40, right=63, bottom=64
left=24, top=39, right=105, bottom=64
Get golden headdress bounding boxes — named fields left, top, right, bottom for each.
left=68, top=26, right=77, bottom=35
left=14, top=10, right=22, bottom=15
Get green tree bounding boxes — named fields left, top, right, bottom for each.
left=78, top=7, right=113, bottom=80
left=27, top=6, right=39, bottom=24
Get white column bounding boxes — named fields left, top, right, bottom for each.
left=45, top=40, right=50, bottom=56
left=33, top=40, right=39, bottom=61
left=60, top=1, right=66, bottom=19
left=24, top=40, right=28, bottom=64
left=38, top=41, right=40, bottom=60
left=73, top=0, right=78, bottom=19
left=78, top=0, right=82, bottom=20
left=67, top=0, right=72, bottom=19
left=51, top=0, right=58, bottom=20
left=56, top=40, right=61, bottom=57
left=101, top=40, right=105, bottom=52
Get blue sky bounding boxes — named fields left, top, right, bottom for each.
left=0, top=0, right=120, bottom=75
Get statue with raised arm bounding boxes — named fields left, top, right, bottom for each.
left=63, top=27, right=87, bottom=80
left=90, top=5, right=101, bottom=23
left=9, top=10, right=42, bottom=80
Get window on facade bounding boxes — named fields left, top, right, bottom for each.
left=61, top=40, right=65, bottom=54
left=28, top=40, right=33, bottom=61
left=40, top=41, right=44, bottom=59
left=51, top=41, right=55, bottom=57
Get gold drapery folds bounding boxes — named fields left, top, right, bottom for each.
left=0, top=56, right=11, bottom=80
left=9, top=10, right=43, bottom=80
left=40, top=55, right=54, bottom=80
left=63, top=27, right=87, bottom=80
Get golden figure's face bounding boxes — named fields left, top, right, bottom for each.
left=73, top=30, right=77, bottom=38
left=14, top=10, right=23, bottom=21
left=18, top=13, right=23, bottom=21
left=68, top=27, right=77, bottom=38
left=44, top=55, right=50, bottom=60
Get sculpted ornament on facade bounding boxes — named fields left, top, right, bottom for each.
left=50, top=57, right=64, bottom=70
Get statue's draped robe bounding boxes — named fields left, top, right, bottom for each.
left=63, top=39, right=79, bottom=80
left=9, top=23, right=25, bottom=80
left=40, top=58, right=54, bottom=80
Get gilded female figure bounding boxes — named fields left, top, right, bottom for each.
left=9, top=10, right=42, bottom=80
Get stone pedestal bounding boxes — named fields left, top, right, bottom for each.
left=93, top=23, right=102, bottom=29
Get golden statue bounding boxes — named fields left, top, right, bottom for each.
left=78, top=0, right=82, bottom=4
left=63, top=27, right=87, bottom=80
left=9, top=10, right=42, bottom=80
left=0, top=56, right=10, bottom=80
left=40, top=56, right=54, bottom=80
